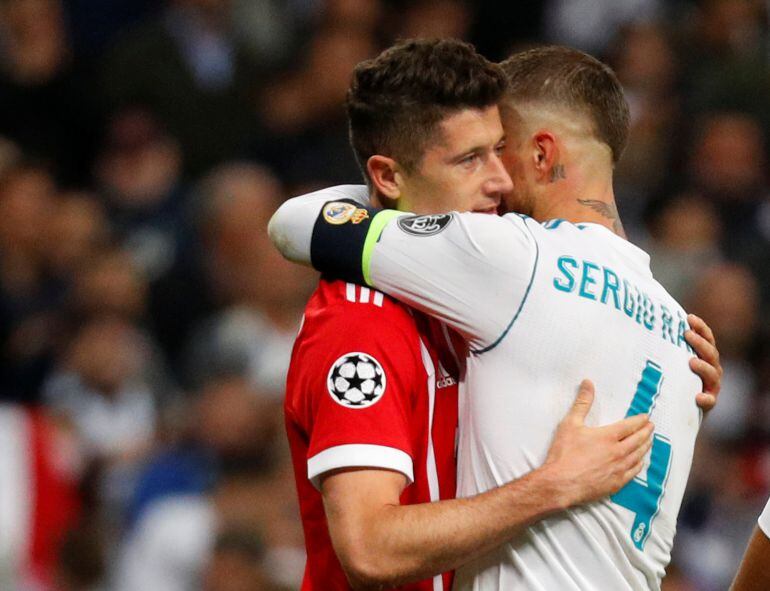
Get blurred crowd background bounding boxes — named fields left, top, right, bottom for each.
left=1, top=0, right=770, bottom=589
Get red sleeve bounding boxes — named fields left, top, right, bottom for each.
left=287, top=291, right=421, bottom=489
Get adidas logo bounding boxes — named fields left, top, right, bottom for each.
left=436, top=361, right=456, bottom=389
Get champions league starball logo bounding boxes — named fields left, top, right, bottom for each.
left=327, top=352, right=386, bottom=408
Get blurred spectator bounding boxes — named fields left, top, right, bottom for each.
left=611, top=22, right=681, bottom=232
left=42, top=314, right=171, bottom=525
left=675, top=438, right=765, bottom=591
left=317, top=0, right=383, bottom=36
left=250, top=26, right=376, bottom=186
left=679, top=0, right=770, bottom=121
left=543, top=0, right=661, bottom=56
left=127, top=375, right=278, bottom=526
left=0, top=163, right=63, bottom=402
left=94, top=108, right=190, bottom=282
left=55, top=521, right=107, bottom=591
left=645, top=192, right=722, bottom=303
left=390, top=0, right=471, bottom=41
left=184, top=163, right=315, bottom=394
left=71, top=248, right=149, bottom=322
left=46, top=192, right=110, bottom=281
left=43, top=316, right=159, bottom=463
left=686, top=111, right=769, bottom=260
left=117, top=376, right=301, bottom=590
left=202, top=528, right=272, bottom=591
left=102, top=0, right=261, bottom=175
left=0, top=0, right=100, bottom=184
left=690, top=264, right=760, bottom=441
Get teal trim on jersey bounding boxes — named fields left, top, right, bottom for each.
left=543, top=218, right=565, bottom=230
left=471, top=215, right=539, bottom=355
left=611, top=360, right=672, bottom=551
left=362, top=210, right=402, bottom=286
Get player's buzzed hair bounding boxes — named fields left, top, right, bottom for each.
left=347, top=38, right=507, bottom=179
left=500, top=46, right=630, bottom=165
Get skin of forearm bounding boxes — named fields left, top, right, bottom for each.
left=332, top=464, right=569, bottom=590
left=731, top=528, right=770, bottom=591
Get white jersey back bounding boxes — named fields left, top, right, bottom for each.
left=365, top=213, right=701, bottom=591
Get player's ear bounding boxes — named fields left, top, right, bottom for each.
left=367, top=155, right=404, bottom=201
left=532, top=131, right=559, bottom=183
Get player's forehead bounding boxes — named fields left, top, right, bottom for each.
left=431, top=105, right=505, bottom=151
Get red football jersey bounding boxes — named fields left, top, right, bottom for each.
left=285, top=279, right=461, bottom=591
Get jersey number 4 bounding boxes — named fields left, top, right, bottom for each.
left=610, top=360, right=672, bottom=551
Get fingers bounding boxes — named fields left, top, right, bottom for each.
left=688, top=314, right=715, bottom=345
left=617, top=438, right=654, bottom=490
left=620, top=459, right=646, bottom=488
left=690, top=357, right=720, bottom=393
left=618, top=421, right=654, bottom=455
left=695, top=392, right=717, bottom=412
left=685, top=329, right=720, bottom=368
left=566, top=380, right=595, bottom=424
left=603, top=413, right=649, bottom=440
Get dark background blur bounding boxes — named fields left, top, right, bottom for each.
left=0, top=1, right=769, bottom=589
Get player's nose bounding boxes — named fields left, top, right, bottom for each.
left=484, top=152, right=514, bottom=195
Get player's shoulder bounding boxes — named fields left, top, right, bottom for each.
left=305, top=278, right=417, bottom=327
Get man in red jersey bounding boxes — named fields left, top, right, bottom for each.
left=283, top=39, right=722, bottom=591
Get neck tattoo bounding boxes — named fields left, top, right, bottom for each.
left=549, top=164, right=566, bottom=182
left=577, top=198, right=625, bottom=235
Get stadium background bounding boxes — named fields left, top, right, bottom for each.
left=0, top=0, right=769, bottom=589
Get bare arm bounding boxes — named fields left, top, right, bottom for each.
left=731, top=527, right=770, bottom=591
left=322, top=381, right=653, bottom=589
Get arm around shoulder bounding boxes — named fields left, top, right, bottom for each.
left=268, top=185, right=370, bottom=265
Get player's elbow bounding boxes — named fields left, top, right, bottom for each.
left=267, top=199, right=313, bottom=265
left=267, top=204, right=292, bottom=259
left=337, top=542, right=399, bottom=590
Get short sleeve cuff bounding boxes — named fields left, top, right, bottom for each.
left=307, top=444, right=414, bottom=490
left=758, top=498, right=770, bottom=537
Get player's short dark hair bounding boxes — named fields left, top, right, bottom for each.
left=500, top=46, right=630, bottom=164
left=347, top=38, right=507, bottom=179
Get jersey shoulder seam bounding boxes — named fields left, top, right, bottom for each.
left=471, top=215, right=540, bottom=355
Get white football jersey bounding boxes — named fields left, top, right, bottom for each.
left=759, top=497, right=770, bottom=538
left=269, top=190, right=702, bottom=590
left=367, top=212, right=700, bottom=590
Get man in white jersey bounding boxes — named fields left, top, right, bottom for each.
left=731, top=499, right=770, bottom=590
left=270, top=46, right=720, bottom=590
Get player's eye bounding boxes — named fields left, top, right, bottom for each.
left=494, top=141, right=506, bottom=156
left=459, top=153, right=479, bottom=168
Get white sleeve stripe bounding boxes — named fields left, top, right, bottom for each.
left=360, top=287, right=370, bottom=303
left=759, top=498, right=770, bottom=537
left=345, top=283, right=356, bottom=302
left=307, top=444, right=414, bottom=490
left=373, top=291, right=384, bottom=307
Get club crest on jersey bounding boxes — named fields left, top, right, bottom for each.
left=327, top=352, right=386, bottom=408
left=323, top=202, right=370, bottom=225
left=436, top=361, right=456, bottom=389
left=398, top=213, right=453, bottom=236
